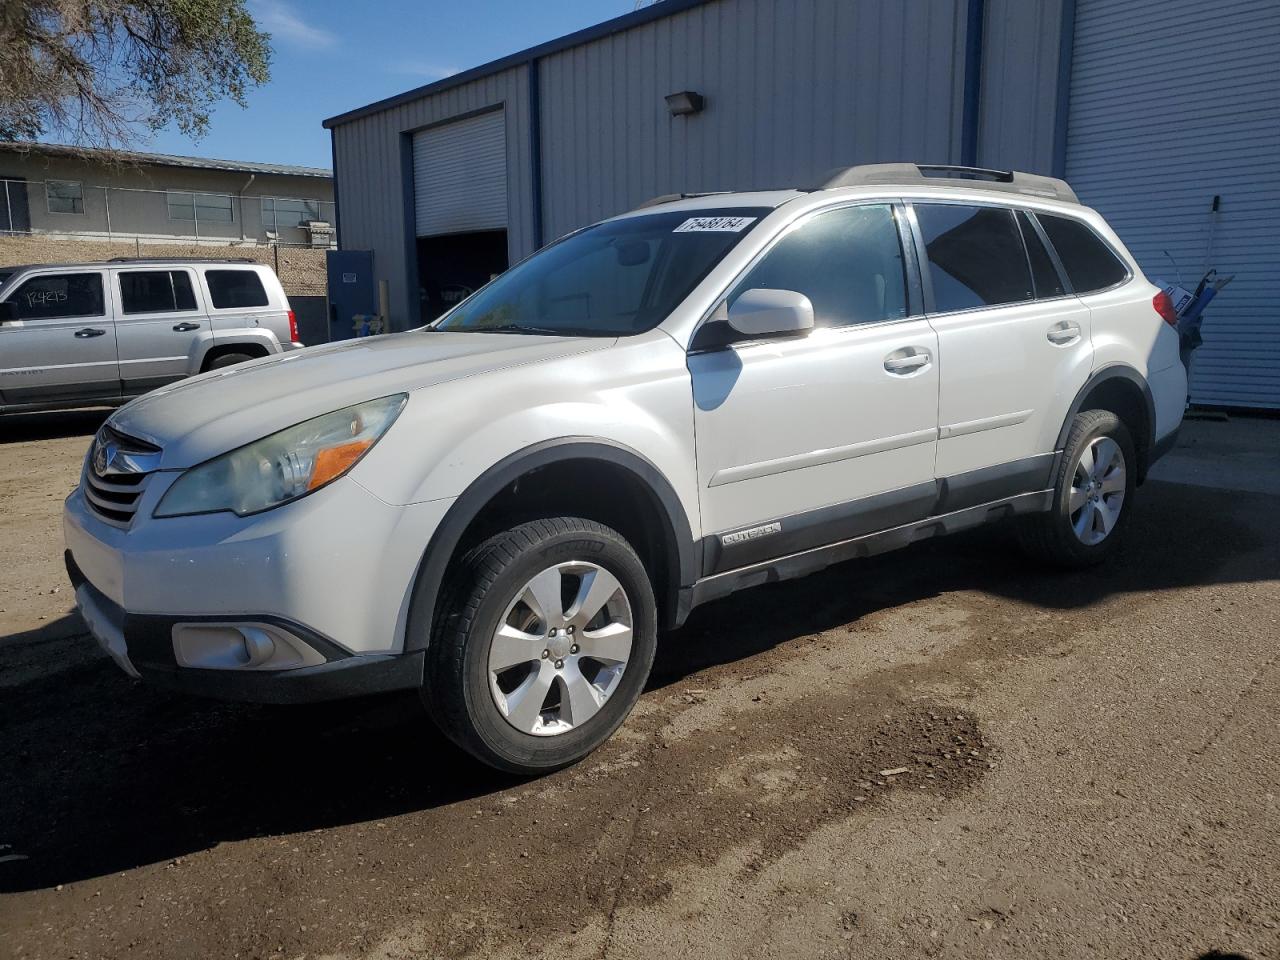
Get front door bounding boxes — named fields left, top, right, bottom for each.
left=0, top=269, right=119, bottom=405
left=112, top=268, right=207, bottom=392
left=689, top=203, right=940, bottom=575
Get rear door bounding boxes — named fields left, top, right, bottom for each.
left=912, top=201, right=1092, bottom=500
left=689, top=202, right=940, bottom=574
left=0, top=269, right=119, bottom=404
left=112, top=267, right=206, bottom=393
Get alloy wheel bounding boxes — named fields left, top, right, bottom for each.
left=487, top=561, right=633, bottom=736
left=1069, top=436, right=1127, bottom=546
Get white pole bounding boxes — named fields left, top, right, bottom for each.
left=104, top=186, right=113, bottom=240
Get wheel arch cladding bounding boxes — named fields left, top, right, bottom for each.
left=403, top=439, right=697, bottom=652
left=1059, top=364, right=1156, bottom=478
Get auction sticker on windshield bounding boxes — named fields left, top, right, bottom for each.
left=673, top=216, right=757, bottom=233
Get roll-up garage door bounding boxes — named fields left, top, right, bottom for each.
left=1064, top=0, right=1280, bottom=408
left=412, top=109, right=507, bottom=237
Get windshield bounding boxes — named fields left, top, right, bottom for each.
left=433, top=208, right=770, bottom=336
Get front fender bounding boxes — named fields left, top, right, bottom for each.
left=352, top=335, right=700, bottom=530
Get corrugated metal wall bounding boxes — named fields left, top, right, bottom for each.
left=536, top=0, right=970, bottom=242
left=330, top=66, right=534, bottom=328
left=1065, top=0, right=1280, bottom=408
left=329, top=0, right=1068, bottom=329
left=977, top=0, right=1065, bottom=175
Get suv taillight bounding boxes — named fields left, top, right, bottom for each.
left=287, top=309, right=300, bottom=343
left=1153, top=291, right=1178, bottom=328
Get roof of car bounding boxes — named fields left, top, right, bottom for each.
left=626, top=164, right=1082, bottom=217
left=0, top=259, right=266, bottom=273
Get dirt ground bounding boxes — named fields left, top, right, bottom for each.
left=0, top=410, right=1277, bottom=960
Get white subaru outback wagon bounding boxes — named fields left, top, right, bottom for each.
left=64, top=164, right=1187, bottom=774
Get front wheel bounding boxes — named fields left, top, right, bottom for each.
left=423, top=517, right=657, bottom=775
left=1017, top=409, right=1137, bottom=568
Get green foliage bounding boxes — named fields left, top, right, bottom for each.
left=0, top=0, right=271, bottom=147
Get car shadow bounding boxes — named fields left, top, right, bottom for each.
left=0, top=478, right=1275, bottom=891
left=0, top=408, right=110, bottom=444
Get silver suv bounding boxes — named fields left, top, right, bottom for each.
left=0, top=258, right=301, bottom=414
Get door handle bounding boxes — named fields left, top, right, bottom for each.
left=74, top=328, right=106, bottom=338
left=172, top=321, right=201, bottom=332
left=1047, top=321, right=1082, bottom=345
left=884, top=350, right=932, bottom=374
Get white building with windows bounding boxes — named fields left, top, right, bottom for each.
left=0, top=142, right=335, bottom=248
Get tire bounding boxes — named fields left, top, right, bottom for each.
left=205, top=351, right=257, bottom=371
left=1018, top=409, right=1137, bottom=569
left=423, top=517, right=658, bottom=775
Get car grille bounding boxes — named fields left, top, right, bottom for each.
left=83, top=425, right=162, bottom=527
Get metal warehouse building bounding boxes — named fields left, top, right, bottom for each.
left=324, top=0, right=1280, bottom=409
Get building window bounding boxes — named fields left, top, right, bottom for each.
left=46, top=180, right=84, bottom=215
left=261, top=196, right=322, bottom=231
left=167, top=191, right=234, bottom=223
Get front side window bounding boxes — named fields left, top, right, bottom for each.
left=46, top=180, right=83, bottom=215
left=915, top=203, right=1034, bottom=312
left=119, top=270, right=198, bottom=314
left=1037, top=213, right=1129, bottom=294
left=167, top=191, right=235, bottom=223
left=7, top=273, right=103, bottom=319
left=434, top=208, right=770, bottom=337
left=728, top=204, right=908, bottom=327
left=205, top=269, right=268, bottom=309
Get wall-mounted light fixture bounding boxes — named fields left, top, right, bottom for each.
left=665, top=91, right=705, bottom=116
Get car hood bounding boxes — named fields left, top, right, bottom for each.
left=108, top=330, right=612, bottom=468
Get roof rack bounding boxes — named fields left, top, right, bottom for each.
left=634, top=190, right=733, bottom=209
left=107, top=256, right=257, bottom=264
left=805, top=163, right=1078, bottom=203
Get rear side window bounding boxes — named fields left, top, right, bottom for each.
left=1037, top=214, right=1129, bottom=293
left=119, top=270, right=198, bottom=314
left=7, top=273, right=104, bottom=319
left=206, top=269, right=269, bottom=309
left=1016, top=211, right=1066, bottom=299
left=729, top=204, right=908, bottom=327
left=915, top=204, right=1033, bottom=312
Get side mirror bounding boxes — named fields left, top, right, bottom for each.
left=0, top=301, right=15, bottom=324
left=726, top=288, right=814, bottom=338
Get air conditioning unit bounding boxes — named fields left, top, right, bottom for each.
left=302, top=219, right=333, bottom=247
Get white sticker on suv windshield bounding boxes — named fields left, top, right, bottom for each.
left=673, top=216, right=757, bottom=233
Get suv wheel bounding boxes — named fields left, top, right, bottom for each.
left=1018, top=409, right=1137, bottom=568
left=424, top=518, right=657, bottom=775
left=206, top=351, right=257, bottom=371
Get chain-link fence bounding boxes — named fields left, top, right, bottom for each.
left=0, top=177, right=332, bottom=298
left=0, top=177, right=335, bottom=250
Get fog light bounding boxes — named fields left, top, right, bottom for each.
left=171, top=622, right=327, bottom=671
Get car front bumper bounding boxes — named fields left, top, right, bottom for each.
left=63, top=473, right=453, bottom=702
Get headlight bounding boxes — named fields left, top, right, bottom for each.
left=155, top=394, right=407, bottom=518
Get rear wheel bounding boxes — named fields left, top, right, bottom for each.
left=1018, top=409, right=1136, bottom=568
left=205, top=351, right=257, bottom=371
left=423, top=517, right=657, bottom=775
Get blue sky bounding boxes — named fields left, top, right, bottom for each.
left=144, top=0, right=639, bottom=169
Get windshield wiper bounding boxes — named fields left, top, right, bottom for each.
left=460, top=323, right=594, bottom=337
